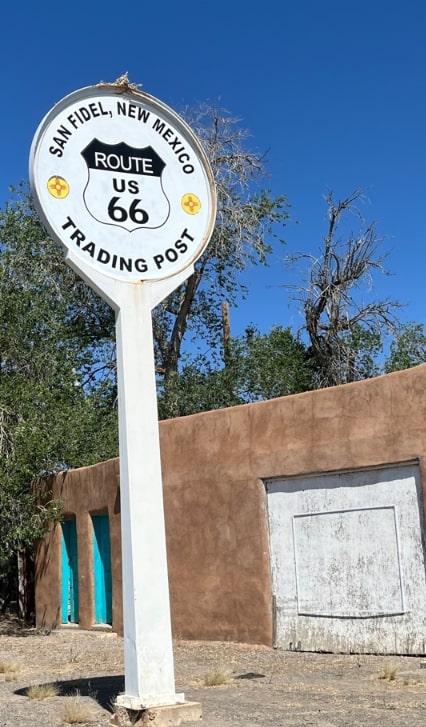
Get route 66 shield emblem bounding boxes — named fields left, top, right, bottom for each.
left=81, top=139, right=170, bottom=232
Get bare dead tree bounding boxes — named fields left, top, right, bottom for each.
left=286, top=189, right=403, bottom=387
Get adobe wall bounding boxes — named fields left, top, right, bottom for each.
left=35, top=459, right=123, bottom=633
left=35, top=365, right=426, bottom=645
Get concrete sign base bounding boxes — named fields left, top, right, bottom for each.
left=111, top=701, right=202, bottom=726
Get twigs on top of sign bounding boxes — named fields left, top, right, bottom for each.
left=98, top=72, right=142, bottom=93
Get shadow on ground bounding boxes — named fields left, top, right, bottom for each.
left=15, top=675, right=125, bottom=711
left=0, top=614, right=37, bottom=637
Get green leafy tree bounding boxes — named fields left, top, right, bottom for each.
left=0, top=186, right=118, bottom=600
left=385, top=322, right=426, bottom=372
left=158, top=356, right=241, bottom=419
left=158, top=325, right=312, bottom=418
left=230, top=325, right=313, bottom=402
left=325, top=324, right=383, bottom=383
left=153, top=104, right=290, bottom=398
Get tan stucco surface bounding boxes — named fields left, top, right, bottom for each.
left=35, top=365, right=426, bottom=644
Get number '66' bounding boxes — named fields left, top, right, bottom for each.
left=107, top=197, right=149, bottom=224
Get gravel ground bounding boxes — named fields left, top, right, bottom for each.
left=0, top=618, right=426, bottom=726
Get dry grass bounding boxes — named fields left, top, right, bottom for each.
left=203, top=667, right=232, bottom=687
left=379, top=664, right=398, bottom=681
left=26, top=683, right=60, bottom=699
left=60, top=691, right=98, bottom=724
left=0, top=660, right=23, bottom=681
left=68, top=648, right=79, bottom=664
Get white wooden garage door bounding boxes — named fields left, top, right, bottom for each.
left=266, top=463, right=426, bottom=654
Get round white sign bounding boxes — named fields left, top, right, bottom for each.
left=30, top=84, right=216, bottom=281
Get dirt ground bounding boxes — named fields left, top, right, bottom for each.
left=0, top=618, right=426, bottom=727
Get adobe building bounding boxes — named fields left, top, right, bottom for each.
left=35, top=365, right=426, bottom=654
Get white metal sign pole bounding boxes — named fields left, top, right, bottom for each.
left=116, top=286, right=176, bottom=707
left=64, top=258, right=193, bottom=708
left=115, top=272, right=196, bottom=708
left=30, top=80, right=216, bottom=711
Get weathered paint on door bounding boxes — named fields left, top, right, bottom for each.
left=92, top=515, right=112, bottom=624
left=61, top=519, right=79, bottom=623
left=266, top=463, right=426, bottom=655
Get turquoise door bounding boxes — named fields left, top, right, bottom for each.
left=61, top=519, right=79, bottom=623
left=92, top=515, right=112, bottom=624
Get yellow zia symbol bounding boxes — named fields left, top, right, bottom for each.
left=181, top=193, right=201, bottom=215
left=47, top=176, right=70, bottom=199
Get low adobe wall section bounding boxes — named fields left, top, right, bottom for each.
left=35, top=365, right=426, bottom=644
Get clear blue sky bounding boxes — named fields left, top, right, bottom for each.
left=1, top=0, right=425, bottom=339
